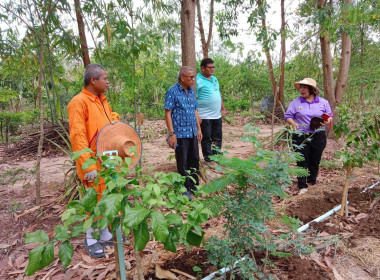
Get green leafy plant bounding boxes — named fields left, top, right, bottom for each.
left=8, top=200, right=25, bottom=213
left=0, top=168, right=27, bottom=186
left=203, top=125, right=309, bottom=279
left=192, top=265, right=202, bottom=278
left=320, top=159, right=342, bottom=170
left=334, top=104, right=380, bottom=216
left=24, top=147, right=211, bottom=277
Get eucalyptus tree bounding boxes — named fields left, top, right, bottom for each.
left=344, top=0, right=380, bottom=105
left=197, top=0, right=214, bottom=58
left=296, top=0, right=380, bottom=112
left=316, top=0, right=353, bottom=112
left=215, top=0, right=289, bottom=111
left=181, top=0, right=197, bottom=70
left=74, top=0, right=91, bottom=66
left=0, top=0, right=68, bottom=205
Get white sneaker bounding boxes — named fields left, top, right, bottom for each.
left=299, top=188, right=308, bottom=194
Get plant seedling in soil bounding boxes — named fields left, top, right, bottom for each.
left=23, top=147, right=212, bottom=278
left=203, top=125, right=310, bottom=279
left=334, top=105, right=380, bottom=216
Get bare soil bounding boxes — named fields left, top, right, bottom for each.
left=0, top=119, right=379, bottom=280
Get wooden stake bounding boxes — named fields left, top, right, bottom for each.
left=114, top=234, right=121, bottom=280
left=339, top=165, right=352, bottom=216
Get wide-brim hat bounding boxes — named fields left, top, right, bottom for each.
left=96, top=121, right=142, bottom=170
left=294, top=78, right=320, bottom=95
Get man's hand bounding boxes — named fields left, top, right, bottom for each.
left=84, top=170, right=98, bottom=181
left=197, top=130, right=203, bottom=142
left=167, top=134, right=177, bottom=150
left=221, top=107, right=227, bottom=117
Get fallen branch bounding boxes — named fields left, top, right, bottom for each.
left=170, top=269, right=196, bottom=280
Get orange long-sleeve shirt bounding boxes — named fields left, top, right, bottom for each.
left=68, top=87, right=119, bottom=180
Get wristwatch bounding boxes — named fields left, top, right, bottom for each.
left=168, top=131, right=175, bottom=136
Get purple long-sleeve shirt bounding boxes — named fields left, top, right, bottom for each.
left=284, top=96, right=333, bottom=133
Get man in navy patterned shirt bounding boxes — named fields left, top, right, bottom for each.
left=164, top=66, right=202, bottom=199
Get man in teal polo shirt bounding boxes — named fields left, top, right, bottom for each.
left=196, top=58, right=227, bottom=166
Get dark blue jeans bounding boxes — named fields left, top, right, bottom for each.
left=200, top=118, right=223, bottom=162
left=292, top=131, right=327, bottom=189
left=175, top=137, right=200, bottom=193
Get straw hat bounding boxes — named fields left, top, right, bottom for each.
left=294, top=78, right=320, bottom=95
left=96, top=122, right=142, bottom=170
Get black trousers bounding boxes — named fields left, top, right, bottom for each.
left=200, top=118, right=223, bottom=161
left=175, top=137, right=200, bottom=193
left=292, top=131, right=327, bottom=189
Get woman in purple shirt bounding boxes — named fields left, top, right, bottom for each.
left=284, top=78, right=333, bottom=194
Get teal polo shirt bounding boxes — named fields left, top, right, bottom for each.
left=196, top=73, right=221, bottom=119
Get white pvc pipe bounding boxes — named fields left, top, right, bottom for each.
left=297, top=202, right=349, bottom=233
left=361, top=181, right=379, bottom=193
left=201, top=200, right=352, bottom=279
left=201, top=257, right=246, bottom=280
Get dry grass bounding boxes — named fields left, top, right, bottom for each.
left=345, top=237, right=380, bottom=278
left=333, top=254, right=378, bottom=280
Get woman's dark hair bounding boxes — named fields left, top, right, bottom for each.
left=308, top=85, right=317, bottom=95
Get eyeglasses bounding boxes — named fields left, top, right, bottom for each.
left=183, top=75, right=195, bottom=79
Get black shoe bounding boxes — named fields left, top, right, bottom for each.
left=84, top=239, right=105, bottom=258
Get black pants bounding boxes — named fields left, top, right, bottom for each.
left=292, top=132, right=327, bottom=189
left=175, top=137, right=200, bottom=193
left=200, top=118, right=223, bottom=161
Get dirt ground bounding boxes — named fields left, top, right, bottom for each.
left=0, top=119, right=379, bottom=280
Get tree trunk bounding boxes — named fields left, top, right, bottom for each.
left=181, top=0, right=196, bottom=71
left=0, top=119, right=8, bottom=164
left=359, top=23, right=365, bottom=105
left=334, top=30, right=351, bottom=107
left=318, top=0, right=335, bottom=107
left=196, top=0, right=214, bottom=58
left=334, top=0, right=353, bottom=108
left=278, top=0, right=285, bottom=106
left=35, top=34, right=45, bottom=206
left=339, top=165, right=352, bottom=216
left=74, top=0, right=90, bottom=66
left=257, top=0, right=277, bottom=97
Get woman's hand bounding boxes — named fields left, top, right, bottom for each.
left=291, top=122, right=299, bottom=130
left=321, top=117, right=332, bottom=127
left=287, top=119, right=299, bottom=130
left=286, top=118, right=298, bottom=130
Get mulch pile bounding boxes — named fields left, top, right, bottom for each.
left=1, top=122, right=70, bottom=160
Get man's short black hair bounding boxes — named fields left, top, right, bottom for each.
left=201, top=58, right=214, bottom=68
left=84, top=64, right=106, bottom=86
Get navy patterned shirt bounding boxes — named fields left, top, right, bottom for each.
left=164, top=82, right=198, bottom=138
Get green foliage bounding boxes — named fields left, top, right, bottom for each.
left=320, top=159, right=342, bottom=170
left=334, top=105, right=379, bottom=168
left=0, top=168, right=27, bottom=186
left=24, top=230, right=49, bottom=244
left=204, top=125, right=310, bottom=278
left=24, top=149, right=211, bottom=275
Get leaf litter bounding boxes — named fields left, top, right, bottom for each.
left=1, top=120, right=379, bottom=279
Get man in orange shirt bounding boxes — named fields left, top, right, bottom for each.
left=68, top=63, right=119, bottom=258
